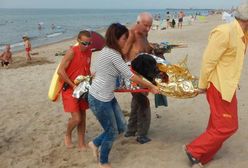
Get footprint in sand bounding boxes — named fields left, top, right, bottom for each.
left=120, top=138, right=136, bottom=145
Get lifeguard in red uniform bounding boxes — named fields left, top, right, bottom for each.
left=57, top=30, right=92, bottom=150
left=184, top=3, right=248, bottom=167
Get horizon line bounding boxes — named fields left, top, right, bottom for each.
left=0, top=7, right=224, bottom=10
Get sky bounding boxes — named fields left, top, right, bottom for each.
left=0, top=0, right=243, bottom=9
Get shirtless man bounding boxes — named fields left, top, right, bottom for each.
left=0, top=44, right=12, bottom=67
left=178, top=11, right=185, bottom=29
left=124, top=12, right=154, bottom=144
left=124, top=13, right=153, bottom=61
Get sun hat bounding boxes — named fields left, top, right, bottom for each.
left=234, top=1, right=248, bottom=21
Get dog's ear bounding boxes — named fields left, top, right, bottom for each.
left=131, top=54, right=159, bottom=83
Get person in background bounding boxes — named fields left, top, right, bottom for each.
left=171, top=18, right=176, bottom=28
left=38, top=23, right=42, bottom=31
left=57, top=30, right=93, bottom=151
left=51, top=24, right=55, bottom=30
left=178, top=10, right=185, bottom=29
left=157, top=13, right=161, bottom=21
left=0, top=44, right=12, bottom=67
left=184, top=3, right=248, bottom=168
left=166, top=11, right=171, bottom=28
left=88, top=23, right=159, bottom=168
left=22, top=36, right=32, bottom=61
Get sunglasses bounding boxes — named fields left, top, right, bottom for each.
left=79, top=41, right=92, bottom=46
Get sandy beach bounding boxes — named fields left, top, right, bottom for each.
left=1, top=15, right=248, bottom=168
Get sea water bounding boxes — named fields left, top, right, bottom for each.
left=0, top=8, right=209, bottom=52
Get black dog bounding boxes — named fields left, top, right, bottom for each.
left=131, top=54, right=160, bottom=84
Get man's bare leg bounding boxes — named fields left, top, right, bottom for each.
left=65, top=112, right=81, bottom=148
left=78, top=110, right=87, bottom=150
left=179, top=23, right=182, bottom=29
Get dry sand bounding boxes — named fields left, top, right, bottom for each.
left=1, top=15, right=248, bottom=168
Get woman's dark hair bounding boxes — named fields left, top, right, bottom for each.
left=105, top=23, right=129, bottom=56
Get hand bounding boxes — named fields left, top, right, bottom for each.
left=91, top=72, right=96, bottom=79
left=149, top=43, right=159, bottom=49
left=150, top=86, right=160, bottom=94
left=73, top=85, right=77, bottom=90
left=197, top=88, right=206, bottom=94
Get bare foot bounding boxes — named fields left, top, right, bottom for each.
left=99, top=163, right=112, bottom=168
left=64, top=136, right=73, bottom=149
left=78, top=144, right=87, bottom=151
left=192, top=164, right=204, bottom=168
left=88, top=141, right=99, bottom=161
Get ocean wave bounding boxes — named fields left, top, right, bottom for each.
left=11, top=42, right=24, bottom=48
left=0, top=42, right=24, bottom=51
left=46, top=32, right=63, bottom=38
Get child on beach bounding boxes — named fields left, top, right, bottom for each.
left=22, top=36, right=32, bottom=61
left=57, top=30, right=93, bottom=150
left=0, top=44, right=12, bottom=67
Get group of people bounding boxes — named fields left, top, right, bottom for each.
left=38, top=23, right=57, bottom=31
left=58, top=12, right=158, bottom=168
left=154, top=10, right=185, bottom=29
left=165, top=11, right=185, bottom=29
left=0, top=36, right=32, bottom=68
left=56, top=2, right=248, bottom=168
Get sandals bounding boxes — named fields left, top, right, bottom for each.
left=136, top=136, right=151, bottom=144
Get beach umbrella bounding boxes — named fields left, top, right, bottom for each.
left=91, top=31, right=105, bottom=51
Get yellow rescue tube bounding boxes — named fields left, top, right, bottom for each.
left=48, top=64, right=64, bottom=102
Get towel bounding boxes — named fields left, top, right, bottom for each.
left=155, top=94, right=168, bottom=108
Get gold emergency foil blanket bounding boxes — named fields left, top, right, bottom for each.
left=155, top=57, right=198, bottom=99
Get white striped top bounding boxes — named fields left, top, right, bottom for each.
left=89, top=47, right=133, bottom=102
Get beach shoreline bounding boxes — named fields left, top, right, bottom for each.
left=9, top=22, right=136, bottom=55
left=0, top=8, right=211, bottom=53
left=8, top=27, right=107, bottom=55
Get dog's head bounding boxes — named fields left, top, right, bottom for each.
left=131, top=54, right=160, bottom=84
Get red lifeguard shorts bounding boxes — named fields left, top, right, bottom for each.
left=62, top=89, right=89, bottom=113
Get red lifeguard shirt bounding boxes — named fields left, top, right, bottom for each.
left=65, top=45, right=92, bottom=82
left=62, top=45, right=92, bottom=112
